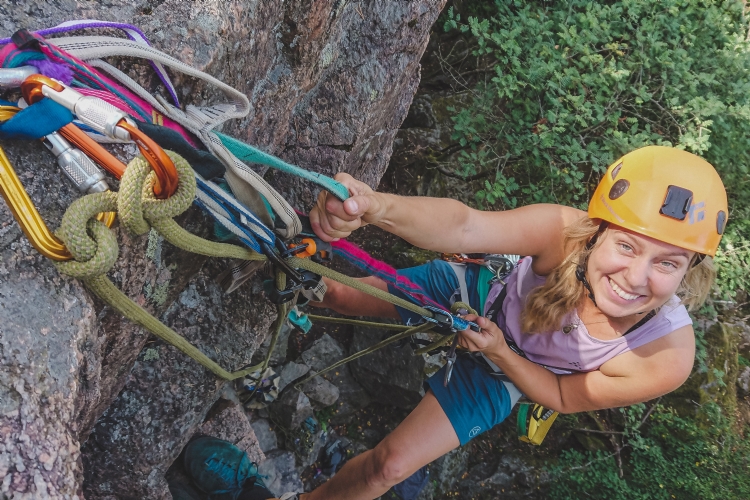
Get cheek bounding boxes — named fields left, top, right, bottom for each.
left=588, top=249, right=628, bottom=275
left=651, top=272, right=684, bottom=297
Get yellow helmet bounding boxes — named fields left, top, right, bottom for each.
left=588, top=146, right=728, bottom=256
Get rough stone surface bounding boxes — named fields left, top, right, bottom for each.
left=81, top=260, right=276, bottom=499
left=257, top=449, right=304, bottom=498
left=300, top=333, right=345, bottom=371
left=299, top=334, right=371, bottom=422
left=277, top=361, right=311, bottom=393
left=249, top=418, right=279, bottom=454
left=0, top=0, right=445, bottom=497
left=269, top=389, right=314, bottom=431
left=301, top=374, right=340, bottom=408
left=199, top=399, right=264, bottom=466
left=350, top=326, right=425, bottom=409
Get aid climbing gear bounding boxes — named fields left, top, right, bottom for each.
left=0, top=145, right=73, bottom=261
left=42, top=131, right=110, bottom=193
left=1, top=24, right=485, bottom=392
left=517, top=403, right=559, bottom=446
left=0, top=65, right=37, bottom=87
left=443, top=334, right=460, bottom=387
left=21, top=74, right=179, bottom=198
left=588, top=145, right=728, bottom=256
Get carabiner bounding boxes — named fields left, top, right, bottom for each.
left=0, top=145, right=71, bottom=260
left=21, top=75, right=179, bottom=199
left=1, top=104, right=115, bottom=212
left=0, top=66, right=37, bottom=88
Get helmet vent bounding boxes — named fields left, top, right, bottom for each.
left=717, top=210, right=727, bottom=235
left=608, top=179, right=629, bottom=200
left=660, top=185, right=693, bottom=221
left=611, top=162, right=623, bottom=179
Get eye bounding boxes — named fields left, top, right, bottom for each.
left=618, top=243, right=634, bottom=253
left=657, top=260, right=682, bottom=272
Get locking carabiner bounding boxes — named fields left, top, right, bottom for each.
left=20, top=75, right=179, bottom=199
left=0, top=145, right=72, bottom=260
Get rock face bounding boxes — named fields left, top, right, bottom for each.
left=0, top=0, right=446, bottom=498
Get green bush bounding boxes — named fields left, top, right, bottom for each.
left=548, top=403, right=750, bottom=499
left=443, top=0, right=750, bottom=298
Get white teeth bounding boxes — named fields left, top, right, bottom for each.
left=608, top=278, right=640, bottom=301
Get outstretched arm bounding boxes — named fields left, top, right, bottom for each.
left=310, top=173, right=584, bottom=273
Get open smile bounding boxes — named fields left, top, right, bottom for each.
left=607, top=277, right=642, bottom=301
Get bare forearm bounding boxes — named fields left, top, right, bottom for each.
left=371, top=193, right=473, bottom=252
left=486, top=347, right=567, bottom=413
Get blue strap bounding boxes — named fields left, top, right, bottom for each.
left=0, top=99, right=73, bottom=139
left=194, top=177, right=276, bottom=252
left=215, top=132, right=350, bottom=201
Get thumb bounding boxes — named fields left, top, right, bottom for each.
left=343, top=194, right=373, bottom=217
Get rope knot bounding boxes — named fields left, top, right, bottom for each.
left=118, top=150, right=196, bottom=235
left=55, top=191, right=119, bottom=279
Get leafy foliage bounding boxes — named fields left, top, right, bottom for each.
left=548, top=403, right=750, bottom=499
left=444, top=0, right=750, bottom=299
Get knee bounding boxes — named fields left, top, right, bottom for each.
left=365, top=442, right=414, bottom=489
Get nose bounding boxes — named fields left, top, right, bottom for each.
left=623, top=255, right=650, bottom=291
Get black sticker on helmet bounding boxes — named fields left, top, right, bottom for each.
left=660, top=185, right=693, bottom=221
left=717, top=210, right=727, bottom=235
left=611, top=162, right=623, bottom=180
left=608, top=179, right=629, bottom=200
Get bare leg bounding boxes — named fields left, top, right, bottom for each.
left=300, top=390, right=459, bottom=500
left=310, top=276, right=401, bottom=319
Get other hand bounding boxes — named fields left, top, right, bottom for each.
left=309, top=173, right=385, bottom=242
left=457, top=314, right=509, bottom=356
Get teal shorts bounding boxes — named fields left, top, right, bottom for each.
left=388, top=260, right=520, bottom=444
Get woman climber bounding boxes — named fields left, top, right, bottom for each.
left=279, top=145, right=728, bottom=500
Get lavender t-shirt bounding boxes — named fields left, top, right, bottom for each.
left=483, top=258, right=693, bottom=374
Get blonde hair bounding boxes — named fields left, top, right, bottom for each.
left=520, top=216, right=716, bottom=334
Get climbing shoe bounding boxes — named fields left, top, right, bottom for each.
left=183, top=436, right=265, bottom=500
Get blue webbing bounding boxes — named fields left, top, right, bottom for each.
left=0, top=99, right=73, bottom=139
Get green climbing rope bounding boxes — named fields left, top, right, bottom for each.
left=56, top=151, right=267, bottom=380
left=53, top=150, right=454, bottom=382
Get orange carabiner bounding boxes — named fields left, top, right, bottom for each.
left=21, top=74, right=178, bottom=198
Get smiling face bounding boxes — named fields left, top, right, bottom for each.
left=585, top=225, right=695, bottom=321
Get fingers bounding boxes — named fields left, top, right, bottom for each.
left=457, top=315, right=504, bottom=353
left=310, top=173, right=380, bottom=241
